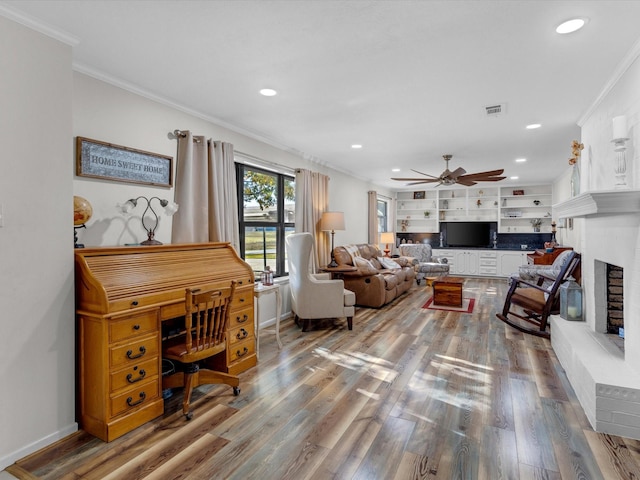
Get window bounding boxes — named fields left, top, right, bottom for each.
left=377, top=198, right=388, bottom=233
left=236, top=163, right=295, bottom=277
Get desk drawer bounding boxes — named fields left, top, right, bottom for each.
left=231, top=286, right=253, bottom=310
left=110, top=379, right=160, bottom=418
left=110, top=357, right=159, bottom=393
left=110, top=334, right=160, bottom=368
left=228, top=338, right=255, bottom=363
left=110, top=311, right=158, bottom=343
left=230, top=306, right=253, bottom=328
left=229, top=322, right=254, bottom=345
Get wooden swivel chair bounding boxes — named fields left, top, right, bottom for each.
left=496, top=251, right=581, bottom=338
left=163, top=282, right=240, bottom=419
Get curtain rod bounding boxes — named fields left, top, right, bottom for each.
left=171, top=129, right=203, bottom=143
left=171, top=130, right=295, bottom=174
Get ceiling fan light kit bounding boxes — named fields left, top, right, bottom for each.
left=392, top=155, right=506, bottom=187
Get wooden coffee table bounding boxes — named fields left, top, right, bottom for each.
left=432, top=276, right=464, bottom=307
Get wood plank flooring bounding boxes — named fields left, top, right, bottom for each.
left=8, top=277, right=640, bottom=479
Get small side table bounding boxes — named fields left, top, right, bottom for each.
left=319, top=265, right=357, bottom=279
left=253, top=283, right=282, bottom=356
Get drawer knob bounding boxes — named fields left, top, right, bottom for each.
left=237, top=314, right=249, bottom=323
left=236, top=328, right=248, bottom=340
left=126, top=346, right=146, bottom=359
left=131, top=301, right=139, bottom=306
left=133, top=324, right=140, bottom=330
left=126, top=369, right=146, bottom=384
left=126, top=392, right=146, bottom=407
left=236, top=347, right=249, bottom=357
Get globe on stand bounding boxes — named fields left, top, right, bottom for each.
left=74, top=196, right=93, bottom=248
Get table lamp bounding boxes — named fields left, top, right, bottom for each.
left=117, top=196, right=179, bottom=245
left=321, top=211, right=345, bottom=267
left=380, top=232, right=395, bottom=257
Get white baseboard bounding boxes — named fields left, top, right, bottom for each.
left=0, top=423, right=78, bottom=470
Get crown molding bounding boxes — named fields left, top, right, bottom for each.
left=73, top=62, right=372, bottom=185
left=0, top=2, right=79, bottom=46
left=577, top=37, right=640, bottom=127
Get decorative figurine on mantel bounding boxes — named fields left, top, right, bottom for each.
left=569, top=140, right=584, bottom=197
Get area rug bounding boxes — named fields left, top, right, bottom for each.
left=422, top=297, right=475, bottom=313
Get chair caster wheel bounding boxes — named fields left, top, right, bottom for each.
left=185, top=412, right=193, bottom=420
left=233, top=386, right=241, bottom=396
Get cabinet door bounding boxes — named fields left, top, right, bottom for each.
left=498, top=251, right=527, bottom=276
left=453, top=251, right=468, bottom=274
left=466, top=251, right=479, bottom=275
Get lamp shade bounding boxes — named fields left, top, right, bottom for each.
left=379, top=232, right=395, bottom=244
left=321, top=211, right=345, bottom=231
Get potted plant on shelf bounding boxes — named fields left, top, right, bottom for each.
left=423, top=211, right=430, bottom=218
left=530, top=218, right=542, bottom=232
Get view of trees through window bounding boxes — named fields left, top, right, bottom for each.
left=377, top=198, right=388, bottom=233
left=237, top=164, right=295, bottom=276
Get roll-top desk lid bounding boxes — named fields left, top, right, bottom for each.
left=75, top=242, right=254, bottom=315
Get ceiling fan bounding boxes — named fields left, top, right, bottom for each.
left=392, top=154, right=506, bottom=187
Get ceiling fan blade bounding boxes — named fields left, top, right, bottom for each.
left=449, top=167, right=466, bottom=179
left=455, top=178, right=477, bottom=186
left=458, top=169, right=504, bottom=180
left=405, top=179, right=440, bottom=185
left=391, top=177, right=441, bottom=183
left=410, top=169, right=440, bottom=179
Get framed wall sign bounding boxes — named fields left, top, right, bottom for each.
left=413, top=191, right=426, bottom=199
left=76, top=137, right=173, bottom=187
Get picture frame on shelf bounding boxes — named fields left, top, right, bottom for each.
left=413, top=191, right=426, bottom=199
left=512, top=189, right=524, bottom=195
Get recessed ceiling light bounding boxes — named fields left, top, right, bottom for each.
left=391, top=168, right=400, bottom=172
left=515, top=158, right=527, bottom=163
left=526, top=123, right=542, bottom=130
left=259, top=88, right=277, bottom=97
left=351, top=144, right=363, bottom=149
left=556, top=18, right=587, bottom=34
left=510, top=176, right=519, bottom=180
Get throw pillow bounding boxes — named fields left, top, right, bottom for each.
left=378, top=256, right=401, bottom=270
left=353, top=256, right=379, bottom=274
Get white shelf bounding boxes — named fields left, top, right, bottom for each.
left=394, top=185, right=552, bottom=235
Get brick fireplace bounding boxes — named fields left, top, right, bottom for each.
left=553, top=190, right=640, bottom=439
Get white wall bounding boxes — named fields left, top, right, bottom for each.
left=73, top=73, right=384, bottom=248
left=0, top=17, right=76, bottom=468
left=0, top=12, right=391, bottom=468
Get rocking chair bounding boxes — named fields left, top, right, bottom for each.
left=496, top=251, right=581, bottom=338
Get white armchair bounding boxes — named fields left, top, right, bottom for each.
left=285, top=233, right=356, bottom=331
left=398, top=243, right=450, bottom=285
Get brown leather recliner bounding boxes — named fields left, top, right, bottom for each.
left=332, top=244, right=416, bottom=308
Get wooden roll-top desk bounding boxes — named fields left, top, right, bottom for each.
left=75, top=243, right=256, bottom=441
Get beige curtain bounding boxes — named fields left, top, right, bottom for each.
left=368, top=190, right=378, bottom=244
left=171, top=131, right=239, bottom=250
left=295, top=168, right=329, bottom=270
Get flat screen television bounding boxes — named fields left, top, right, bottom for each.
left=443, top=221, right=495, bottom=248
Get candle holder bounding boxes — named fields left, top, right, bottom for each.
left=612, top=137, right=630, bottom=188
left=118, top=196, right=179, bottom=245
left=612, top=115, right=630, bottom=189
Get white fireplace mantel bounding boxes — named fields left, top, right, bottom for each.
left=554, top=189, right=640, bottom=218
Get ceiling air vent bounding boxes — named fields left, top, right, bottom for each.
left=484, top=103, right=507, bottom=117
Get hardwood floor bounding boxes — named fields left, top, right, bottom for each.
left=8, top=278, right=640, bottom=479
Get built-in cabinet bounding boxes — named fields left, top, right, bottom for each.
left=433, top=248, right=531, bottom=277
left=396, top=184, right=552, bottom=234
